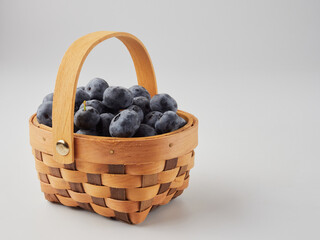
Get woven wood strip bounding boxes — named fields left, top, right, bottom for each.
left=38, top=173, right=50, bottom=184
left=177, top=151, right=193, bottom=167
left=110, top=188, right=126, bottom=200
left=170, top=174, right=186, bottom=188
left=42, top=153, right=64, bottom=168
left=44, top=193, right=59, bottom=203
left=82, top=183, right=111, bottom=198
left=159, top=194, right=175, bottom=206
left=47, top=175, right=70, bottom=189
left=91, top=197, right=106, bottom=207
left=168, top=188, right=177, bottom=196
left=56, top=189, right=70, bottom=197
left=129, top=207, right=152, bottom=224
left=40, top=182, right=57, bottom=195
left=187, top=159, right=194, bottom=171
left=177, top=177, right=189, bottom=191
left=105, top=198, right=140, bottom=213
left=76, top=161, right=109, bottom=174
left=35, top=159, right=50, bottom=175
left=173, top=190, right=184, bottom=199
left=126, top=184, right=160, bottom=201
left=49, top=167, right=62, bottom=178
left=68, top=190, right=92, bottom=203
left=108, top=165, right=126, bottom=174
left=114, top=212, right=131, bottom=223
left=152, top=190, right=169, bottom=205
left=164, top=158, right=178, bottom=170
left=87, top=173, right=102, bottom=185
left=45, top=193, right=59, bottom=203
left=91, top=203, right=115, bottom=217
left=126, top=161, right=165, bottom=175
left=177, top=165, right=188, bottom=177
left=157, top=168, right=180, bottom=183
left=69, top=182, right=85, bottom=193
left=140, top=199, right=153, bottom=212
left=141, top=174, right=158, bottom=187
left=101, top=174, right=141, bottom=188
left=60, top=168, right=87, bottom=183
left=34, top=150, right=42, bottom=161
left=77, top=202, right=93, bottom=211
left=56, top=195, right=78, bottom=207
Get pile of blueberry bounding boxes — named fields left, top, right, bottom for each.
left=37, top=78, right=186, bottom=137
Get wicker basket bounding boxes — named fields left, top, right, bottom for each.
left=29, top=31, right=198, bottom=224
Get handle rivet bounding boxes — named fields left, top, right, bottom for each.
left=110, top=150, right=114, bottom=154
left=56, top=140, right=70, bottom=156
left=169, top=143, right=173, bottom=147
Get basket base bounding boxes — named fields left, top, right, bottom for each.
left=43, top=189, right=185, bottom=224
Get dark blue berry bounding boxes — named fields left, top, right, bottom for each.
left=155, top=111, right=181, bottom=134
left=129, top=85, right=151, bottom=100
left=77, top=86, right=85, bottom=91
left=75, top=88, right=90, bottom=112
left=178, top=116, right=187, bottom=128
left=144, top=111, right=163, bottom=128
left=134, top=124, right=156, bottom=137
left=103, top=86, right=133, bottom=110
left=97, top=113, right=114, bottom=137
left=74, top=124, right=79, bottom=133
left=74, top=106, right=100, bottom=130
left=109, top=110, right=140, bottom=137
left=150, top=93, right=178, bottom=113
left=76, top=129, right=99, bottom=136
left=37, top=101, right=53, bottom=127
left=43, top=93, right=53, bottom=103
left=133, top=96, right=151, bottom=115
left=127, top=105, right=144, bottom=122
left=85, top=78, right=109, bottom=100
left=80, top=99, right=106, bottom=114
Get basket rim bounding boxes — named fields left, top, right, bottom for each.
left=29, top=110, right=198, bottom=164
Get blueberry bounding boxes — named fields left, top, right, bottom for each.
left=178, top=116, right=187, bottom=128
left=76, top=129, right=99, bottom=136
left=150, top=93, right=178, bottom=113
left=43, top=93, right=53, bottom=103
left=103, top=86, right=133, bottom=110
left=75, top=88, right=90, bottom=112
left=127, top=105, right=144, bottom=122
left=129, top=85, right=151, bottom=100
left=134, top=124, right=156, bottom=137
left=97, top=113, right=114, bottom=137
left=77, top=86, right=85, bottom=91
left=74, top=124, right=79, bottom=133
left=109, top=109, right=140, bottom=137
left=37, top=101, right=53, bottom=127
left=80, top=99, right=106, bottom=114
left=85, top=78, right=109, bottom=100
left=133, top=96, right=151, bottom=115
left=74, top=106, right=100, bottom=130
left=144, top=111, right=163, bottom=128
left=155, top=111, right=181, bottom=134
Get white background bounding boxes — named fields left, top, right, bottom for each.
left=1, top=0, right=319, bottom=239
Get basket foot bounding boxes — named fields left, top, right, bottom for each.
left=44, top=193, right=59, bottom=203
left=172, top=190, right=184, bottom=199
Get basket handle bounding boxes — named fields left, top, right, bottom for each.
left=52, top=31, right=157, bottom=164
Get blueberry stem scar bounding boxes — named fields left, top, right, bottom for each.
left=83, top=101, right=86, bottom=111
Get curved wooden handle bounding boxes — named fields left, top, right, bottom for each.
left=52, top=31, right=157, bottom=164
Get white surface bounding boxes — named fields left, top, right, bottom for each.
left=0, top=0, right=320, bottom=239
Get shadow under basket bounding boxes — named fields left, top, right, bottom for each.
left=29, top=31, right=198, bottom=224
